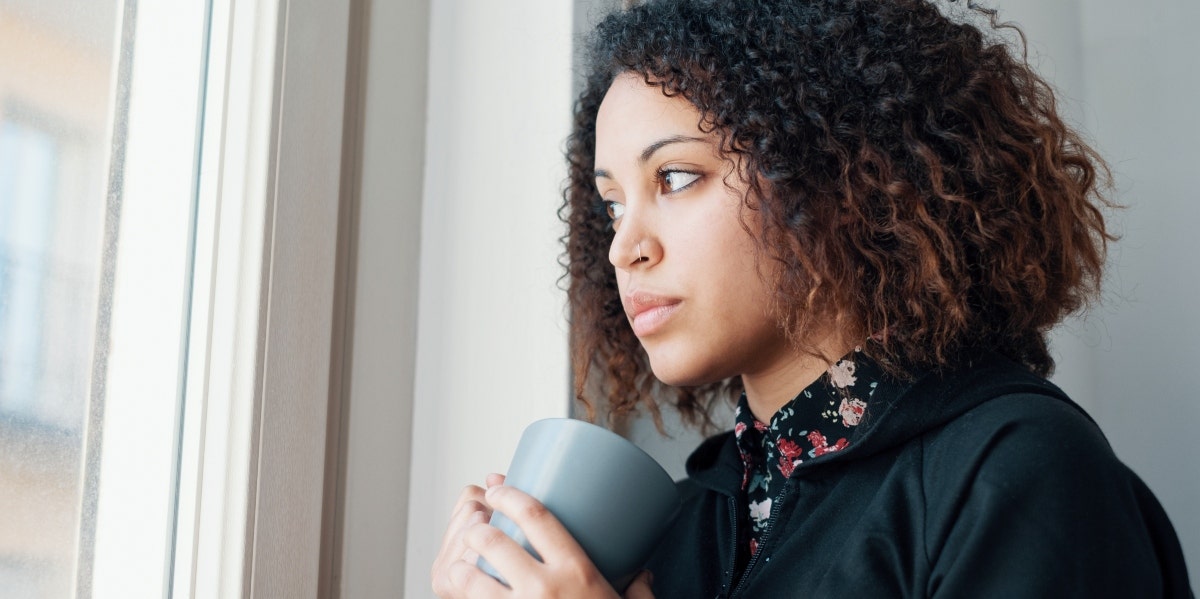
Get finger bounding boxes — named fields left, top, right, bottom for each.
left=484, top=485, right=586, bottom=564
left=441, top=486, right=490, bottom=553
left=444, top=487, right=489, bottom=549
left=623, top=570, right=656, bottom=599
left=447, top=558, right=509, bottom=599
left=437, top=499, right=489, bottom=560
left=433, top=513, right=482, bottom=598
left=432, top=484, right=497, bottom=597
left=451, top=484, right=489, bottom=517
left=433, top=508, right=488, bottom=594
left=459, top=511, right=487, bottom=566
left=462, top=520, right=542, bottom=582
left=485, top=473, right=506, bottom=488
left=432, top=557, right=462, bottom=599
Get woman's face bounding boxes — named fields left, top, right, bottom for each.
left=594, top=73, right=796, bottom=387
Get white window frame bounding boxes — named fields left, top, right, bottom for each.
left=81, top=0, right=362, bottom=595
left=165, top=0, right=353, bottom=596
left=83, top=0, right=210, bottom=595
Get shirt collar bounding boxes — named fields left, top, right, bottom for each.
left=732, top=349, right=886, bottom=486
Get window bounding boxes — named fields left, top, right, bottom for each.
left=1, top=0, right=242, bottom=594
left=0, top=1, right=120, bottom=595
left=4, top=0, right=361, bottom=595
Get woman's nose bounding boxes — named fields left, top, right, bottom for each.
left=608, top=205, right=661, bottom=271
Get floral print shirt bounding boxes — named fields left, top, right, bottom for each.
left=732, top=349, right=883, bottom=562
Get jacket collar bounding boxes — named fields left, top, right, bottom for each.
left=685, top=350, right=1077, bottom=495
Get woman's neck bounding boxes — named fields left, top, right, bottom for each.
left=741, top=336, right=853, bottom=423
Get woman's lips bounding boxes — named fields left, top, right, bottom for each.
left=625, top=292, right=682, bottom=337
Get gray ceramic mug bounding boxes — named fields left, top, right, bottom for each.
left=477, top=418, right=681, bottom=592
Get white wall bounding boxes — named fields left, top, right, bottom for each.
left=996, top=1, right=1200, bottom=582
left=402, top=1, right=575, bottom=597
left=338, top=1, right=575, bottom=597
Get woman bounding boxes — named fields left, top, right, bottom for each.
left=432, top=0, right=1194, bottom=597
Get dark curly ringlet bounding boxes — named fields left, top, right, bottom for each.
left=561, top=0, right=1114, bottom=432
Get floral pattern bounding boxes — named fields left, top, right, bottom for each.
left=732, top=350, right=882, bottom=558
left=839, top=397, right=867, bottom=426
left=828, top=359, right=858, bottom=388
left=748, top=498, right=773, bottom=524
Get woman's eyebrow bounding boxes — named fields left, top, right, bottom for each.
left=639, top=135, right=705, bottom=164
left=594, top=135, right=707, bottom=180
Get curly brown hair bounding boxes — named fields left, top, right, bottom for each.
left=561, top=0, right=1114, bottom=431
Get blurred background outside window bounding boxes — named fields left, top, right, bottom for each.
left=0, top=1, right=118, bottom=596
left=0, top=0, right=207, bottom=596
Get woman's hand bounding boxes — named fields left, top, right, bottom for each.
left=432, top=480, right=655, bottom=598
left=432, top=473, right=506, bottom=597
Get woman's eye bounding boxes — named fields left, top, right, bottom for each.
left=605, top=201, right=625, bottom=220
left=660, top=170, right=701, bottom=193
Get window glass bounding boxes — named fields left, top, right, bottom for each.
left=1, top=1, right=116, bottom=596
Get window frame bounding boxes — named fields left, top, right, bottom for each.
left=163, top=0, right=355, bottom=596
left=80, top=0, right=210, bottom=596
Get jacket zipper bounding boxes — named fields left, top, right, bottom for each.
left=730, top=484, right=792, bottom=598
left=722, top=496, right=739, bottom=597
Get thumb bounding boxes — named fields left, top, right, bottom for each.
left=623, top=570, right=655, bottom=599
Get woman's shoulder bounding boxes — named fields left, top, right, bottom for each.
left=939, top=386, right=1111, bottom=451
left=917, top=390, right=1193, bottom=595
left=921, top=389, right=1120, bottom=497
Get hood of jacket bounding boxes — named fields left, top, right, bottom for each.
left=683, top=350, right=1083, bottom=495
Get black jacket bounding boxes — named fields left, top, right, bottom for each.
left=645, top=352, right=1193, bottom=598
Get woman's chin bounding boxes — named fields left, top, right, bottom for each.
left=646, top=355, right=722, bottom=388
